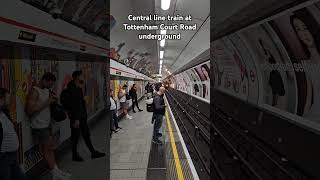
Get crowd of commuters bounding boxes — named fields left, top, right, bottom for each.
left=0, top=71, right=165, bottom=180
left=0, top=71, right=106, bottom=180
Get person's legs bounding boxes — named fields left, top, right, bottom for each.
left=135, top=96, right=143, bottom=111
left=80, top=121, right=96, bottom=154
left=42, top=136, right=57, bottom=170
left=10, top=152, right=27, bottom=180
left=132, top=98, right=136, bottom=112
left=152, top=114, right=163, bottom=142
left=0, top=154, right=11, bottom=180
left=112, top=110, right=120, bottom=129
left=80, top=121, right=106, bottom=159
left=71, top=127, right=83, bottom=161
left=110, top=110, right=115, bottom=131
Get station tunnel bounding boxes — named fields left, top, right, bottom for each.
left=0, top=0, right=320, bottom=180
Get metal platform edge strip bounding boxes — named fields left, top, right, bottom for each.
left=164, top=95, right=200, bottom=180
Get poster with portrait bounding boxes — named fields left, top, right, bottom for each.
left=268, top=3, right=320, bottom=122
left=194, top=61, right=210, bottom=100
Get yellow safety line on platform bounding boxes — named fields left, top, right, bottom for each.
left=165, top=110, right=185, bottom=180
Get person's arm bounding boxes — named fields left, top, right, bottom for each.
left=154, top=96, right=166, bottom=110
left=304, top=78, right=313, bottom=114
left=26, top=88, right=51, bottom=116
left=0, top=122, right=2, bottom=150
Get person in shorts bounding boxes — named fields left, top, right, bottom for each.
left=118, top=84, right=132, bottom=119
left=26, top=72, right=70, bottom=180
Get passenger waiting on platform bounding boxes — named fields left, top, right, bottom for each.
left=145, top=82, right=153, bottom=99
left=26, top=73, right=71, bottom=179
left=152, top=85, right=166, bottom=144
left=110, top=89, right=121, bottom=135
left=0, top=88, right=27, bottom=180
left=63, top=71, right=105, bottom=162
left=118, top=84, right=132, bottom=120
left=129, top=84, right=143, bottom=113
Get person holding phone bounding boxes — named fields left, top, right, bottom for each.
left=26, top=72, right=70, bottom=179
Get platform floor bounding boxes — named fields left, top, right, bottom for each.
left=110, top=99, right=154, bottom=180
left=38, top=97, right=197, bottom=180
left=39, top=113, right=109, bottom=180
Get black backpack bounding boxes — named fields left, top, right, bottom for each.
left=60, top=88, right=71, bottom=111
left=50, top=103, right=67, bottom=122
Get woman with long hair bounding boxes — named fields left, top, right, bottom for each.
left=201, top=64, right=210, bottom=81
left=290, top=10, right=320, bottom=121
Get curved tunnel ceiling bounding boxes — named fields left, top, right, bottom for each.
left=111, top=0, right=210, bottom=76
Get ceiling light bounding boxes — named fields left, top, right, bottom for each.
left=161, top=0, right=171, bottom=10
left=160, top=51, right=164, bottom=59
left=160, top=39, right=165, bottom=47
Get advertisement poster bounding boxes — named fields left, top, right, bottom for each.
left=240, top=24, right=297, bottom=112
left=212, top=1, right=320, bottom=126
left=212, top=38, right=248, bottom=101
left=268, top=4, right=320, bottom=122
left=194, top=61, right=210, bottom=100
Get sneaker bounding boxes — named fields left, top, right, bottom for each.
left=157, top=132, right=162, bottom=137
left=91, top=151, right=106, bottom=159
left=57, top=169, right=72, bottom=177
left=139, top=109, right=143, bottom=112
left=126, top=115, right=132, bottom=119
left=51, top=170, right=67, bottom=180
left=133, top=110, right=136, bottom=113
left=152, top=139, right=163, bottom=145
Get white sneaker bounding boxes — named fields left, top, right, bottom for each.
left=51, top=172, right=65, bottom=180
left=126, top=115, right=132, bottom=119
left=57, top=169, right=72, bottom=177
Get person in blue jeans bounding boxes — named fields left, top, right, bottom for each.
left=110, top=89, right=121, bottom=137
left=152, top=85, right=166, bottom=144
left=0, top=88, right=27, bottom=180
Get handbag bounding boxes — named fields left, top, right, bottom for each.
left=126, top=94, right=131, bottom=100
left=50, top=103, right=67, bottom=122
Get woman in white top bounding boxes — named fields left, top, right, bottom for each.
left=118, top=84, right=132, bottom=119
left=0, top=88, right=27, bottom=180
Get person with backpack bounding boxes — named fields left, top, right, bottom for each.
left=129, top=84, right=143, bottom=113
left=26, top=72, right=70, bottom=179
left=152, top=85, right=166, bottom=145
left=0, top=88, right=28, bottom=180
left=61, top=71, right=105, bottom=162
